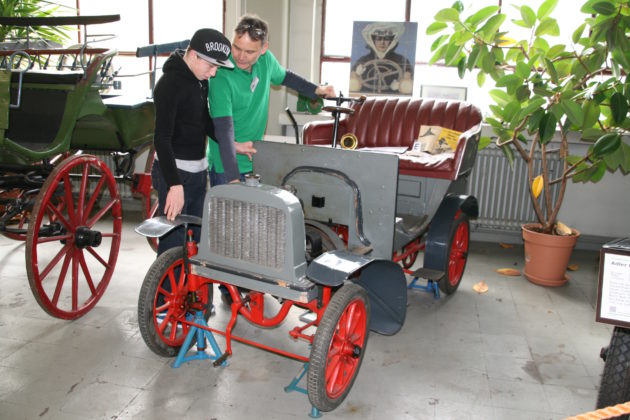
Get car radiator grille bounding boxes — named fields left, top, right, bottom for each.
left=208, top=197, right=286, bottom=269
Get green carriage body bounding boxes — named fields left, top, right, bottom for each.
left=0, top=50, right=154, bottom=166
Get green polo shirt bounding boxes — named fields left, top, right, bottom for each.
left=207, top=50, right=286, bottom=174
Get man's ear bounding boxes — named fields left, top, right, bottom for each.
left=261, top=41, right=269, bottom=55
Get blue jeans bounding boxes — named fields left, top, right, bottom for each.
left=151, top=161, right=207, bottom=255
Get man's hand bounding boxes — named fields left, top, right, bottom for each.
left=315, top=85, right=336, bottom=98
left=235, top=141, right=257, bottom=161
left=164, top=184, right=184, bottom=221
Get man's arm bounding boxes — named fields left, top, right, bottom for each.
left=282, top=70, right=335, bottom=99
left=212, top=116, right=245, bottom=182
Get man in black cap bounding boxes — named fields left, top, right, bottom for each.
left=152, top=28, right=255, bottom=254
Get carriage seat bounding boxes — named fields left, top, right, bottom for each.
left=302, top=96, right=482, bottom=180
left=6, top=70, right=85, bottom=151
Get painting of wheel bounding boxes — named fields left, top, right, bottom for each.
left=137, top=247, right=213, bottom=357
left=25, top=155, right=121, bottom=319
left=307, top=283, right=370, bottom=412
left=439, top=211, right=470, bottom=295
left=597, top=327, right=630, bottom=418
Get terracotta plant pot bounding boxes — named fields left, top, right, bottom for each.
left=522, top=223, right=580, bottom=287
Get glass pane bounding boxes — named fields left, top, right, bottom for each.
left=321, top=61, right=350, bottom=97
left=324, top=0, right=406, bottom=56
left=153, top=0, right=223, bottom=45
left=79, top=0, right=148, bottom=52
left=411, top=0, right=497, bottom=63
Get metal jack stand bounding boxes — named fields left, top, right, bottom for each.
left=284, top=362, right=321, bottom=418
left=172, top=310, right=227, bottom=368
left=408, top=267, right=443, bottom=299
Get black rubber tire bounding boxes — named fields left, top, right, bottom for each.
left=307, top=283, right=370, bottom=412
left=137, top=247, right=213, bottom=357
left=597, top=327, right=630, bottom=418
left=438, top=212, right=470, bottom=295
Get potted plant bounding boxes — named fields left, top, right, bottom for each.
left=427, top=0, right=630, bottom=285
left=0, top=0, right=71, bottom=45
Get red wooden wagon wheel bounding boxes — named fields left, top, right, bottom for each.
left=308, top=282, right=370, bottom=412
left=25, top=155, right=122, bottom=319
left=142, top=146, right=158, bottom=252
left=137, top=247, right=213, bottom=357
left=438, top=211, right=470, bottom=295
left=0, top=188, right=31, bottom=240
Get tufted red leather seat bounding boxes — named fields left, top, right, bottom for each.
left=302, top=96, right=482, bottom=180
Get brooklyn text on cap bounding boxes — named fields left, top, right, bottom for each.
left=190, top=28, right=234, bottom=69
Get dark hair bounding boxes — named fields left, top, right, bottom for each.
left=234, top=14, right=268, bottom=44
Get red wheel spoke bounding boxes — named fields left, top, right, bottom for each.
left=168, top=319, right=179, bottom=341
left=62, top=173, right=76, bottom=226
left=157, top=309, right=174, bottom=335
left=326, top=356, right=343, bottom=395
left=78, top=250, right=97, bottom=295
left=45, top=199, right=72, bottom=232
left=83, top=176, right=106, bottom=222
left=86, top=197, right=119, bottom=228
left=155, top=301, right=170, bottom=313
left=40, top=242, right=73, bottom=280
left=72, top=248, right=79, bottom=311
left=36, top=233, right=73, bottom=244
left=100, top=232, right=120, bottom=238
left=157, top=285, right=174, bottom=299
left=85, top=246, right=111, bottom=269
left=77, top=163, right=90, bottom=222
left=51, top=250, right=72, bottom=305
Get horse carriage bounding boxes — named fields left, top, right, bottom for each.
left=135, top=94, right=483, bottom=415
left=0, top=15, right=159, bottom=319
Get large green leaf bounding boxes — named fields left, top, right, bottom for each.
left=430, top=34, right=449, bottom=52
left=457, top=56, right=467, bottom=78
left=592, top=1, right=617, bottom=15
left=592, top=132, right=622, bottom=158
left=466, top=6, right=500, bottom=27
left=620, top=142, right=630, bottom=173
left=488, top=89, right=512, bottom=106
left=544, top=58, right=558, bottom=84
left=537, top=0, right=559, bottom=19
left=604, top=145, right=624, bottom=170
left=559, top=99, right=584, bottom=127
left=500, top=143, right=515, bottom=169
left=572, top=22, right=586, bottom=44
left=535, top=18, right=560, bottom=37
left=610, top=92, right=629, bottom=124
left=467, top=44, right=481, bottom=70
left=539, top=112, right=557, bottom=144
left=478, top=13, right=506, bottom=43
left=515, top=62, right=531, bottom=79
left=435, top=8, right=460, bottom=23
left=582, top=128, right=606, bottom=141
left=521, top=5, right=537, bottom=28
left=426, top=22, right=448, bottom=35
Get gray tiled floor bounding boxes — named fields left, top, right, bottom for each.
left=0, top=212, right=612, bottom=419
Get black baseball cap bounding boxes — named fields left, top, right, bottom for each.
left=189, top=28, right=234, bottom=69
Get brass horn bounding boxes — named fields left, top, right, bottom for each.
left=340, top=133, right=358, bottom=150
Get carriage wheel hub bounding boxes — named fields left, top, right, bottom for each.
left=74, top=226, right=102, bottom=248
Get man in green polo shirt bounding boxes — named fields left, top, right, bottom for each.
left=207, top=13, right=335, bottom=185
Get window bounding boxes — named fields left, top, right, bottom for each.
left=70, top=0, right=223, bottom=96
left=321, top=0, right=591, bottom=112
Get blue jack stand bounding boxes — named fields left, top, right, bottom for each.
left=408, top=277, right=440, bottom=299
left=284, top=362, right=321, bottom=418
left=172, top=310, right=227, bottom=368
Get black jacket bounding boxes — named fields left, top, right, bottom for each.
left=153, top=50, right=214, bottom=187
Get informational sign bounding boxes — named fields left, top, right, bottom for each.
left=597, top=240, right=630, bottom=327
